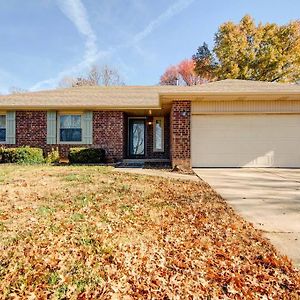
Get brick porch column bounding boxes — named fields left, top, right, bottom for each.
left=93, top=111, right=125, bottom=162
left=170, top=100, right=191, bottom=169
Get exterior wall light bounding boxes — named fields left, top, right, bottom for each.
left=180, top=111, right=188, bottom=117
left=147, top=116, right=153, bottom=126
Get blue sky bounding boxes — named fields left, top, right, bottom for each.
left=0, top=0, right=300, bottom=93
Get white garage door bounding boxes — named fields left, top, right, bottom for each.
left=191, top=115, right=300, bottom=167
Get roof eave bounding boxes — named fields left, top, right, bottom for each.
left=160, top=91, right=300, bottom=102
left=0, top=104, right=162, bottom=111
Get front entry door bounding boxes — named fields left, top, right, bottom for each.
left=129, top=119, right=146, bottom=157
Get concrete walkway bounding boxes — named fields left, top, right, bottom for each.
left=194, top=168, right=300, bottom=269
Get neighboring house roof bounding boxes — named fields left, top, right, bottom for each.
left=0, top=79, right=300, bottom=110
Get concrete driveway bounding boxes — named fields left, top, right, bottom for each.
left=193, top=168, right=300, bottom=269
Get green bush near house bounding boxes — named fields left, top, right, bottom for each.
left=0, top=146, right=44, bottom=164
left=68, top=148, right=105, bottom=164
left=46, top=148, right=60, bottom=164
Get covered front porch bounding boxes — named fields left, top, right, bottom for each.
left=122, top=112, right=171, bottom=165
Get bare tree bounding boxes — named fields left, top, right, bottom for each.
left=88, top=65, right=101, bottom=85
left=72, top=77, right=95, bottom=87
left=57, top=65, right=125, bottom=88
left=98, top=65, right=124, bottom=86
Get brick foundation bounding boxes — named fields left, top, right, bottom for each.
left=170, top=101, right=191, bottom=169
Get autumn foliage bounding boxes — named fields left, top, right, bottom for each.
left=160, top=59, right=205, bottom=86
left=161, top=15, right=300, bottom=84
left=193, top=15, right=300, bottom=82
left=0, top=165, right=299, bottom=298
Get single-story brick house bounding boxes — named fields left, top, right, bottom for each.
left=1, top=79, right=300, bottom=168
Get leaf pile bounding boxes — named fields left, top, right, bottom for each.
left=0, top=165, right=299, bottom=299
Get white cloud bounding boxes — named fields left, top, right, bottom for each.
left=56, top=0, right=97, bottom=62
left=30, top=50, right=109, bottom=91
left=31, top=0, right=103, bottom=91
left=30, top=0, right=195, bottom=91
left=129, top=0, right=195, bottom=46
left=112, top=0, right=195, bottom=65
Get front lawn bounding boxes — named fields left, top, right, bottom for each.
left=0, top=165, right=299, bottom=299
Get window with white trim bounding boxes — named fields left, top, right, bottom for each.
left=153, top=117, right=164, bottom=152
left=59, top=114, right=82, bottom=142
left=0, top=115, right=6, bottom=142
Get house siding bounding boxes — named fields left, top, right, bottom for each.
left=192, top=100, right=300, bottom=114
left=170, top=101, right=191, bottom=169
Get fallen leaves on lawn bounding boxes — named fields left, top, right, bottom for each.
left=0, top=165, right=299, bottom=299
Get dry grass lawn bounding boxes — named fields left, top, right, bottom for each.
left=0, top=165, right=299, bottom=299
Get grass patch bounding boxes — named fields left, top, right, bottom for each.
left=0, top=165, right=299, bottom=299
left=71, top=213, right=85, bottom=222
left=37, top=206, right=56, bottom=216
left=48, top=272, right=60, bottom=285
left=63, top=173, right=93, bottom=183
left=74, top=194, right=93, bottom=207
left=0, top=221, right=5, bottom=232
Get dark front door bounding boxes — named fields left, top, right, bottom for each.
left=129, top=119, right=146, bottom=157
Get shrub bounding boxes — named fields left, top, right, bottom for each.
left=46, top=148, right=60, bottom=164
left=68, top=148, right=105, bottom=164
left=0, top=146, right=44, bottom=164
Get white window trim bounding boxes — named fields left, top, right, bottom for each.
left=153, top=117, right=164, bottom=152
left=0, top=113, right=6, bottom=144
left=57, top=112, right=85, bottom=145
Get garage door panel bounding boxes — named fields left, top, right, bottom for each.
left=191, top=115, right=300, bottom=167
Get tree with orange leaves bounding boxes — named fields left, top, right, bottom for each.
left=159, top=59, right=205, bottom=86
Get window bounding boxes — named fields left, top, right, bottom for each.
left=59, top=114, right=82, bottom=142
left=0, top=115, right=6, bottom=142
left=153, top=117, right=164, bottom=152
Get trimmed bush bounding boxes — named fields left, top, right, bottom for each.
left=0, top=146, right=44, bottom=164
left=46, top=148, right=60, bottom=164
left=68, top=148, right=105, bottom=164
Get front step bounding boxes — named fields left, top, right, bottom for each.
left=116, top=161, right=145, bottom=168
left=117, top=159, right=171, bottom=169
left=122, top=158, right=170, bottom=163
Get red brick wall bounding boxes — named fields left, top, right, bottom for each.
left=16, top=111, right=47, bottom=147
left=2, top=107, right=192, bottom=167
left=4, top=110, right=125, bottom=162
left=170, top=101, right=191, bottom=169
left=48, top=111, right=125, bottom=160
left=93, top=111, right=124, bottom=160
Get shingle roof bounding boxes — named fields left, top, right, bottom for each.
left=190, top=79, right=300, bottom=93
left=0, top=79, right=300, bottom=109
